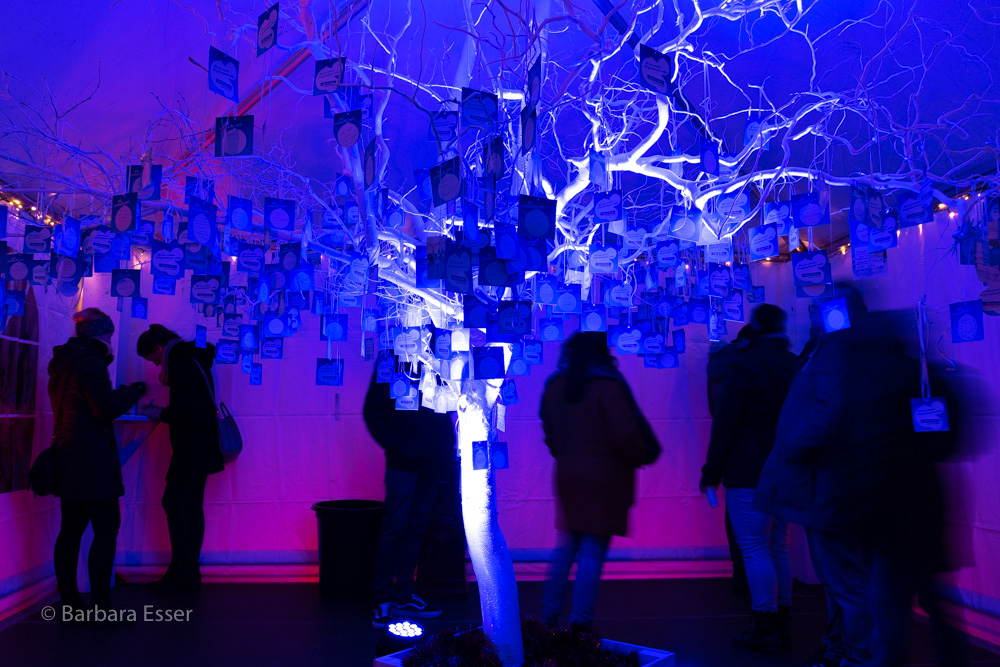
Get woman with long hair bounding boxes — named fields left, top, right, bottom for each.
left=49, top=308, right=146, bottom=615
left=539, top=331, right=660, bottom=627
left=137, top=324, right=223, bottom=592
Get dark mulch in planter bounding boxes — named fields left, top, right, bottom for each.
left=402, top=618, right=639, bottom=667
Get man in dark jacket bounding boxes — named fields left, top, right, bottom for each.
left=701, top=305, right=797, bottom=653
left=49, top=308, right=145, bottom=614
left=706, top=324, right=758, bottom=597
left=755, top=288, right=920, bottom=667
left=138, top=324, right=224, bottom=593
left=364, top=360, right=455, bottom=629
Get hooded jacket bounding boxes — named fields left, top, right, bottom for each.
left=47, top=337, right=142, bottom=499
left=159, top=340, right=224, bottom=480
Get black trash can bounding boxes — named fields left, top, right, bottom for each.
left=312, top=500, right=384, bottom=600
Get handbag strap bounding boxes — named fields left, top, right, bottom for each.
left=192, top=357, right=219, bottom=410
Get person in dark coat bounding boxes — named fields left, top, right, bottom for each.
left=706, top=324, right=758, bottom=597
left=364, top=358, right=456, bottom=628
left=539, top=332, right=660, bottom=627
left=137, top=324, right=224, bottom=592
left=700, top=305, right=797, bottom=653
left=755, top=287, right=919, bottom=667
left=48, top=308, right=145, bottom=613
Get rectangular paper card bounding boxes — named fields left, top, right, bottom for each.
left=110, top=193, right=138, bottom=234
left=152, top=277, right=177, bottom=295
left=707, top=263, right=732, bottom=297
left=261, top=337, right=284, bottom=359
left=130, top=296, right=148, bottom=320
left=461, top=87, right=498, bottom=130
left=189, top=274, right=222, bottom=305
left=539, top=317, right=564, bottom=342
left=517, top=195, right=556, bottom=240
left=792, top=190, right=830, bottom=227
left=263, top=197, right=295, bottom=232
left=763, top=200, right=792, bottom=235
left=215, top=339, right=240, bottom=364
left=472, top=441, right=490, bottom=470
left=581, top=303, right=607, bottom=332
left=215, top=115, right=255, bottom=157
left=749, top=225, right=779, bottom=261
left=950, top=300, right=985, bottom=343
left=911, top=398, right=950, bottom=432
left=195, top=325, right=207, bottom=349
left=395, top=385, right=420, bottom=411
left=208, top=46, right=239, bottom=101
left=463, top=295, right=490, bottom=329
left=496, top=301, right=532, bottom=337
left=791, top=250, right=832, bottom=287
left=313, top=58, right=345, bottom=95
left=672, top=329, right=686, bottom=353
left=256, top=3, right=279, bottom=55
left=522, top=339, right=543, bottom=365
left=589, top=244, right=619, bottom=274
left=110, top=269, right=141, bottom=298
left=552, top=284, right=582, bottom=314
left=472, top=346, right=506, bottom=379
left=315, top=358, right=345, bottom=386
left=443, top=242, right=474, bottom=294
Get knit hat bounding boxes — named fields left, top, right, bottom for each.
left=76, top=313, right=115, bottom=339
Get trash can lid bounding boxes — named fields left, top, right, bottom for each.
left=312, top=500, right=384, bottom=512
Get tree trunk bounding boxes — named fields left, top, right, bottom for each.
left=457, top=379, right=524, bottom=666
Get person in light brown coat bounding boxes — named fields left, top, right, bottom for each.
left=539, top=331, right=660, bottom=627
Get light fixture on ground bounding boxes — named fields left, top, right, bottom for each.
left=374, top=620, right=425, bottom=658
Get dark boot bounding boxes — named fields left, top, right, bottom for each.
left=732, top=611, right=782, bottom=654
left=776, top=605, right=792, bottom=648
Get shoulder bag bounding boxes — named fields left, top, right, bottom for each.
left=193, top=358, right=243, bottom=462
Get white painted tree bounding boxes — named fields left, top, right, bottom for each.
left=2, top=1, right=999, bottom=664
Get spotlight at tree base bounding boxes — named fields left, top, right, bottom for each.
left=375, top=620, right=426, bottom=657
left=389, top=621, right=424, bottom=638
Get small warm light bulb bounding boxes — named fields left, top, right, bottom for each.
left=949, top=212, right=957, bottom=219
left=30, top=206, right=37, bottom=211
left=937, top=203, right=947, bottom=210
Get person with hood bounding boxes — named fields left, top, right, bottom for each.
left=700, top=305, right=797, bottom=653
left=49, top=308, right=146, bottom=614
left=364, top=357, right=456, bottom=629
left=137, top=324, right=224, bottom=592
left=539, top=331, right=661, bottom=627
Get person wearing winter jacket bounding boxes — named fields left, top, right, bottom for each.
left=137, top=324, right=224, bottom=593
left=700, top=305, right=797, bottom=653
left=539, top=331, right=661, bottom=627
left=48, top=308, right=145, bottom=614
left=755, top=286, right=919, bottom=667
left=363, top=359, right=456, bottom=629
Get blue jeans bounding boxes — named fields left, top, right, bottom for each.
left=541, top=531, right=611, bottom=627
left=808, top=529, right=874, bottom=667
left=726, top=488, right=792, bottom=612
left=373, top=468, right=440, bottom=603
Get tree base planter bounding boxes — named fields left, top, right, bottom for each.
left=373, top=622, right=675, bottom=667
